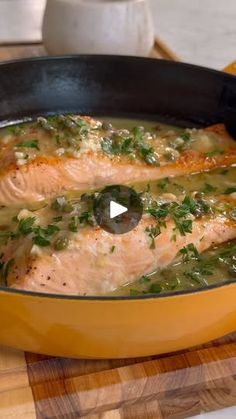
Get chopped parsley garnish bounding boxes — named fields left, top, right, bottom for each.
left=101, top=125, right=159, bottom=165
left=180, top=243, right=199, bottom=262
left=15, top=217, right=60, bottom=247
left=202, top=183, right=217, bottom=194
left=205, top=149, right=225, bottom=157
left=79, top=211, right=94, bottom=225
left=181, top=131, right=191, bottom=142
left=145, top=224, right=161, bottom=248
left=53, top=216, right=63, bottom=222
left=221, top=169, right=228, bottom=175
left=130, top=288, right=141, bottom=296
left=218, top=244, right=236, bottom=259
left=157, top=177, right=170, bottom=190
left=110, top=245, right=116, bottom=254
left=7, top=125, right=23, bottom=135
left=139, top=275, right=150, bottom=284
left=145, top=195, right=211, bottom=237
left=132, top=126, right=145, bottom=141
left=33, top=235, right=50, bottom=247
left=184, top=263, right=214, bottom=284
left=173, top=218, right=192, bottom=235
left=121, top=137, right=133, bottom=154
left=146, top=205, right=169, bottom=219
left=18, top=217, right=36, bottom=235
left=129, top=239, right=236, bottom=296
left=148, top=283, right=162, bottom=293
left=224, top=187, right=236, bottom=195
left=43, top=225, right=60, bottom=236
left=16, top=140, right=40, bottom=150
left=32, top=224, right=60, bottom=247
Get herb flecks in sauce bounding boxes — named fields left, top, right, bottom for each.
left=119, top=240, right=236, bottom=296
left=1, top=163, right=235, bottom=289
left=180, top=243, right=200, bottom=262
left=144, top=194, right=213, bottom=239
left=16, top=140, right=40, bottom=150
left=0, top=116, right=236, bottom=294
left=0, top=114, right=230, bottom=170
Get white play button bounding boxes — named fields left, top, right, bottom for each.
left=110, top=200, right=128, bottom=219
left=94, top=185, right=143, bottom=234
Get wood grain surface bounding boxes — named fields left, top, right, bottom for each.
left=0, top=334, right=235, bottom=418
left=0, top=44, right=46, bottom=61
left=0, top=42, right=235, bottom=419
left=0, top=37, right=178, bottom=63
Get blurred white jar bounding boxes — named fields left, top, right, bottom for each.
left=42, top=0, right=154, bottom=56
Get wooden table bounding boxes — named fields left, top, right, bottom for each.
left=1, top=333, right=236, bottom=418
left=0, top=43, right=236, bottom=419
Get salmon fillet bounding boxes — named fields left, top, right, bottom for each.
left=4, top=193, right=236, bottom=295
left=0, top=116, right=235, bottom=206
left=6, top=216, right=236, bottom=295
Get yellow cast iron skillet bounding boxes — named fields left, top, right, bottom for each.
left=0, top=56, right=236, bottom=358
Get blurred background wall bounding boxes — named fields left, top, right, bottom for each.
left=0, top=0, right=236, bottom=69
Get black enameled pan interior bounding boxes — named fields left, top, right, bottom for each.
left=0, top=55, right=236, bottom=128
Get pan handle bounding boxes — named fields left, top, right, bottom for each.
left=223, top=61, right=236, bottom=75
left=222, top=61, right=236, bottom=139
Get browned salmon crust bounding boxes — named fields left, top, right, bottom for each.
left=0, top=123, right=235, bottom=205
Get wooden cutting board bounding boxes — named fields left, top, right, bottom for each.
left=0, top=40, right=236, bottom=419
left=1, top=333, right=236, bottom=418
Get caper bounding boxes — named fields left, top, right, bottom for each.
left=37, top=117, right=55, bottom=132
left=54, top=236, right=69, bottom=251
left=117, top=129, right=130, bottom=138
left=51, top=196, right=67, bottom=211
left=230, top=211, right=236, bottom=221
left=62, top=203, right=74, bottom=213
left=69, top=216, right=79, bottom=232
left=194, top=192, right=205, bottom=200
left=102, top=122, right=113, bottom=131
left=144, top=153, right=160, bottom=166
left=67, top=137, right=80, bottom=148
left=51, top=196, right=73, bottom=213
left=193, top=199, right=212, bottom=218
left=163, top=152, right=176, bottom=161
left=62, top=117, right=77, bottom=130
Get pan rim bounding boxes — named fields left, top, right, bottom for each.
left=0, top=54, right=235, bottom=81
left=0, top=278, right=235, bottom=301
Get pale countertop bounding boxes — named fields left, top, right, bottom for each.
left=150, top=0, right=236, bottom=69
left=0, top=0, right=236, bottom=69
